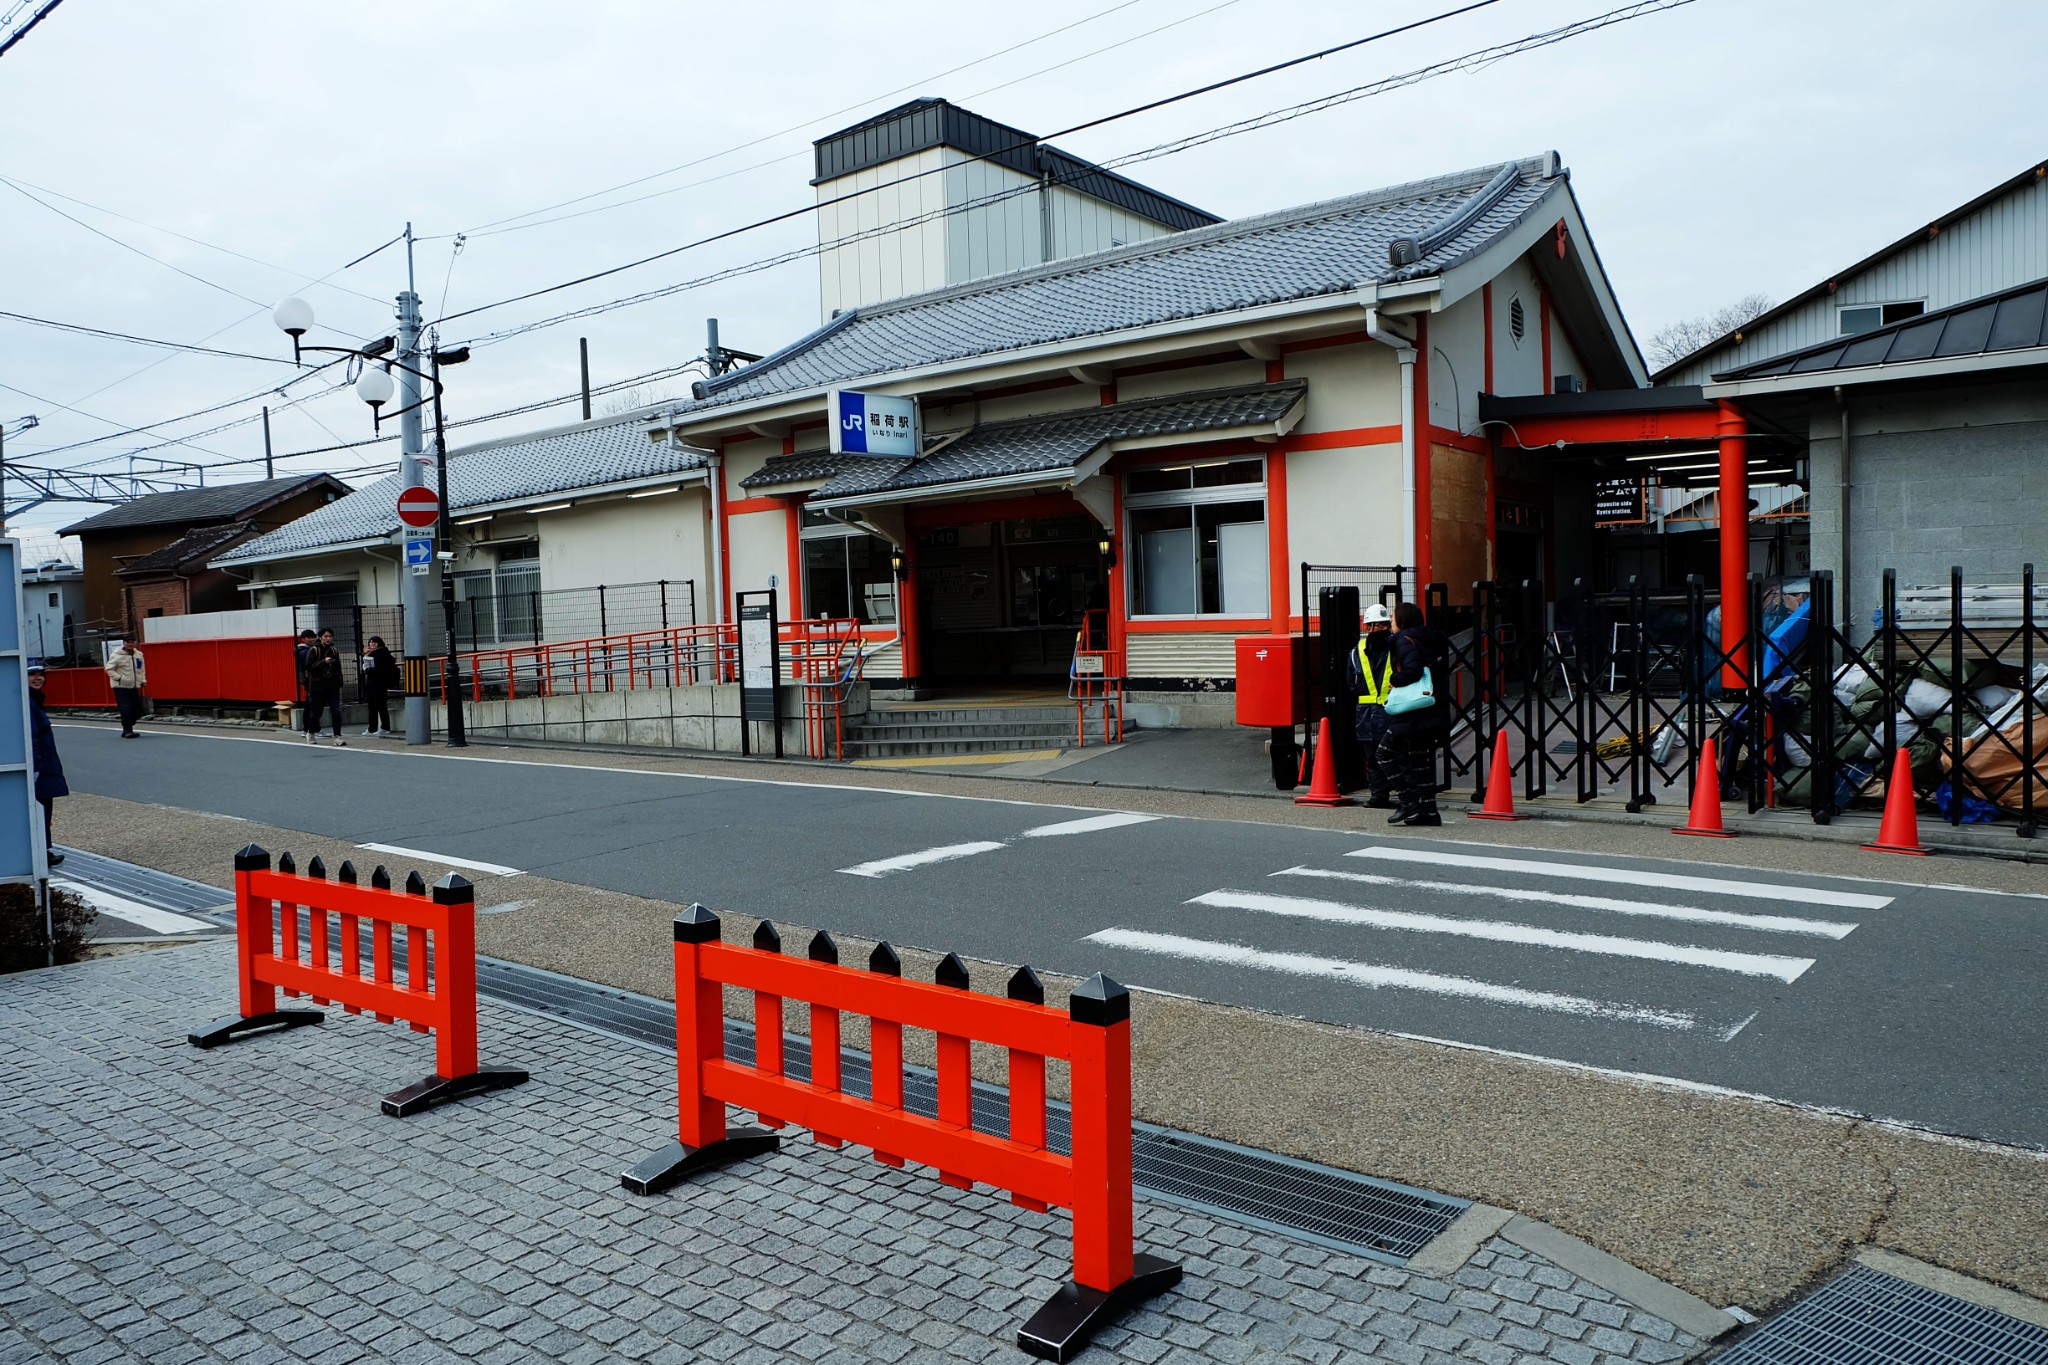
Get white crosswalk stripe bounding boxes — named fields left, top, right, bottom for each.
left=1085, top=845, right=1875, bottom=1035
left=1085, top=928, right=1699, bottom=1030
left=1188, top=890, right=1816, bottom=981
left=1271, top=865, right=1858, bottom=939
left=1345, top=846, right=1893, bottom=909
left=838, top=811, right=1161, bottom=877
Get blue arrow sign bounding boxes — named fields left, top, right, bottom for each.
left=404, top=537, right=434, bottom=567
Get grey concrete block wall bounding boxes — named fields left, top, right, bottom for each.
left=437, top=680, right=858, bottom=757
left=1802, top=380, right=2048, bottom=640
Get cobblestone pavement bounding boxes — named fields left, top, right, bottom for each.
left=0, top=945, right=1706, bottom=1364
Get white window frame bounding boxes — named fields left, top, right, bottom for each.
left=1122, top=456, right=1270, bottom=621
left=799, top=511, right=895, bottom=623
left=1837, top=299, right=1926, bottom=336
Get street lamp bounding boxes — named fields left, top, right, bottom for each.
left=271, top=296, right=469, bottom=748
left=0, top=414, right=40, bottom=535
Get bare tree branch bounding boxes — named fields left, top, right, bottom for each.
left=1646, top=292, right=1773, bottom=371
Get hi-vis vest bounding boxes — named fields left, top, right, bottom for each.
left=1356, top=640, right=1394, bottom=706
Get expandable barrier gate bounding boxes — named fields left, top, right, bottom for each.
left=626, top=906, right=1181, bottom=1362
left=188, top=845, right=528, bottom=1117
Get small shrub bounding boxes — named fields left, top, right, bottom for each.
left=0, top=883, right=97, bottom=972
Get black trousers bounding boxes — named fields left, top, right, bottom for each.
left=1376, top=724, right=1440, bottom=816
left=114, top=688, right=144, bottom=735
left=1355, top=706, right=1392, bottom=801
left=305, top=689, right=344, bottom=737
left=38, top=796, right=54, bottom=851
left=365, top=687, right=391, bottom=733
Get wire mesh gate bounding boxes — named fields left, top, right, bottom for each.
left=1399, top=566, right=2044, bottom=836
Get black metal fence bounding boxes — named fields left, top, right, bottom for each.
left=442, top=579, right=699, bottom=656
left=1372, top=565, right=2046, bottom=837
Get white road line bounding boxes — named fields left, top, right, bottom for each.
left=356, top=843, right=525, bottom=877
left=838, top=841, right=1007, bottom=878
left=1018, top=812, right=1160, bottom=838
left=1349, top=847, right=1893, bottom=910
left=1273, top=866, right=1858, bottom=939
left=1192, top=890, right=1816, bottom=982
left=1086, top=927, right=1698, bottom=1030
left=55, top=881, right=216, bottom=935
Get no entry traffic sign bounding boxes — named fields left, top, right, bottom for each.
left=396, top=485, right=439, bottom=528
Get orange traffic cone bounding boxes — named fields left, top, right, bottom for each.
left=1673, top=738, right=1735, bottom=838
left=1468, top=729, right=1522, bottom=821
left=1863, top=747, right=1932, bottom=855
left=1294, top=717, right=1354, bottom=807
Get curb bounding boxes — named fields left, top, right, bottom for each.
left=1499, top=1215, right=1741, bottom=1341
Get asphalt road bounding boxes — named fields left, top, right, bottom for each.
left=57, top=723, right=2046, bottom=1148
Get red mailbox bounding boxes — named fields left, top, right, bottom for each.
left=1234, top=635, right=1304, bottom=727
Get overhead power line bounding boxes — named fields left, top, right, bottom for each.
left=0, top=307, right=300, bottom=365
left=0, top=0, right=64, bottom=59
left=453, top=0, right=1695, bottom=350
left=458, top=0, right=1158, bottom=237
left=432, top=0, right=1508, bottom=327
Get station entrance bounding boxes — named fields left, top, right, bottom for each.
left=913, top=508, right=1108, bottom=684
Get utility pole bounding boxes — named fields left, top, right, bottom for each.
left=430, top=341, right=467, bottom=747
left=261, top=405, right=273, bottom=480
left=579, top=337, right=592, bottom=420
left=396, top=224, right=431, bottom=746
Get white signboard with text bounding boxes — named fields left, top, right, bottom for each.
left=829, top=388, right=920, bottom=458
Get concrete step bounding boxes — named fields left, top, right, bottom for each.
left=846, top=719, right=1091, bottom=742
left=842, top=734, right=1080, bottom=758
left=864, top=704, right=1084, bottom=726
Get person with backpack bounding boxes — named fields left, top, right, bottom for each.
left=360, top=635, right=399, bottom=737
left=1376, top=601, right=1450, bottom=827
left=303, top=628, right=347, bottom=745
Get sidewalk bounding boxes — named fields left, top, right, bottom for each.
left=0, top=942, right=1712, bottom=1365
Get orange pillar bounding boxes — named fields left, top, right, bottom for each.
left=897, top=538, right=921, bottom=685
left=1716, top=400, right=1749, bottom=689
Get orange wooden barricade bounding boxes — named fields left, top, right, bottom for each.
left=624, top=906, right=1179, bottom=1361
left=187, top=845, right=527, bottom=1116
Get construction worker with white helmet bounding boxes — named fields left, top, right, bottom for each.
left=1344, top=601, right=1398, bottom=808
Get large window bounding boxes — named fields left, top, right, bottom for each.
left=1125, top=457, right=1269, bottom=617
left=800, top=510, right=896, bottom=624
left=455, top=542, right=540, bottom=645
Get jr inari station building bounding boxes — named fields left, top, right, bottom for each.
left=658, top=103, right=1642, bottom=702
left=224, top=100, right=1647, bottom=724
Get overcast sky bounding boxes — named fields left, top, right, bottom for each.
left=2, top=0, right=2041, bottom=557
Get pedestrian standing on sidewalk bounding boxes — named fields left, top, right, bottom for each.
left=360, top=635, right=399, bottom=737
left=26, top=662, right=67, bottom=868
left=1345, top=602, right=1398, bottom=808
left=303, top=628, right=347, bottom=745
left=103, top=633, right=146, bottom=738
left=1377, top=601, right=1449, bottom=827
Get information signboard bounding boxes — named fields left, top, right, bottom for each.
left=1594, top=477, right=1651, bottom=526
left=735, top=589, right=782, bottom=758
left=828, top=388, right=920, bottom=458
left=0, top=538, right=46, bottom=885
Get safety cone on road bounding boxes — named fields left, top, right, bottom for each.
left=1468, top=729, right=1522, bottom=821
left=1294, top=717, right=1354, bottom=807
left=1672, top=738, right=1735, bottom=838
left=1863, top=747, right=1933, bottom=855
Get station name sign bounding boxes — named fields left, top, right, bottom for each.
left=829, top=388, right=920, bottom=459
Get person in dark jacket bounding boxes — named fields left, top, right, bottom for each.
left=27, top=662, right=67, bottom=867
left=1344, top=602, right=1397, bottom=807
left=360, top=636, right=399, bottom=737
left=303, top=628, right=347, bottom=745
left=1376, top=602, right=1449, bottom=827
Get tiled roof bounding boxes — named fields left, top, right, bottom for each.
left=1714, top=277, right=2048, bottom=381
left=216, top=421, right=708, bottom=565
left=684, top=156, right=1560, bottom=415
left=738, top=451, right=858, bottom=490
left=814, top=380, right=1306, bottom=500
left=116, top=521, right=256, bottom=576
left=60, top=474, right=348, bottom=535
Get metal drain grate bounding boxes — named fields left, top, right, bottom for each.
left=56, top=848, right=235, bottom=915
left=67, top=853, right=1467, bottom=1265
left=1713, top=1265, right=2048, bottom=1365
